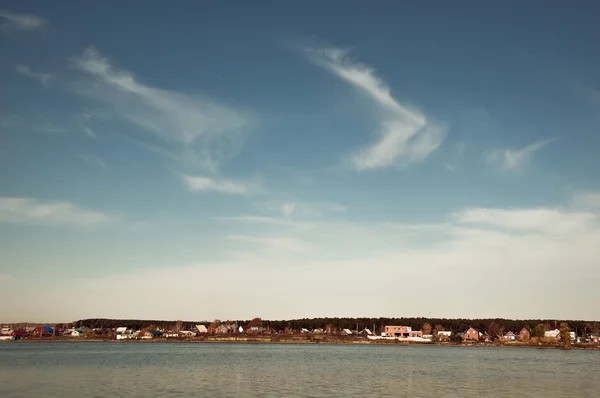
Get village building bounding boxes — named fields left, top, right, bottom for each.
left=519, top=328, right=531, bottom=341
left=358, top=328, right=373, bottom=337
left=545, top=329, right=560, bottom=339
left=194, top=325, right=208, bottom=334
left=71, top=329, right=85, bottom=337
left=462, top=327, right=480, bottom=342
left=503, top=331, right=516, bottom=341
left=382, top=326, right=422, bottom=338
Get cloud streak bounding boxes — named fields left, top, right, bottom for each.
left=78, top=153, right=108, bottom=169
left=183, top=175, right=259, bottom=195
left=0, top=197, right=111, bottom=226
left=71, top=47, right=254, bottom=171
left=454, top=207, right=597, bottom=236
left=227, top=234, right=312, bottom=254
left=485, top=138, right=555, bottom=170
left=302, top=45, right=445, bottom=170
left=0, top=9, right=45, bottom=31
left=16, top=65, right=52, bottom=87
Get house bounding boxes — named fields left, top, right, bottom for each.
left=463, top=327, right=480, bottom=342
left=300, top=328, right=310, bottom=333
left=437, top=330, right=452, bottom=339
left=179, top=330, right=196, bottom=337
left=246, top=326, right=266, bottom=334
left=358, top=328, right=373, bottom=337
left=519, top=328, right=531, bottom=341
left=545, top=329, right=560, bottom=339
left=382, top=326, right=422, bottom=338
left=503, top=331, right=516, bottom=341
left=238, top=326, right=244, bottom=333
left=163, top=332, right=179, bottom=338
left=0, top=327, right=14, bottom=341
left=215, top=324, right=230, bottom=334
left=589, top=334, right=599, bottom=343
left=341, top=329, right=354, bottom=336
left=142, top=330, right=163, bottom=339
left=116, top=327, right=136, bottom=340
left=71, top=329, right=85, bottom=337
left=313, top=328, right=324, bottom=334
left=194, top=325, right=208, bottom=334
left=32, top=326, right=53, bottom=337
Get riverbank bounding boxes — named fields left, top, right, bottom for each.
left=5, top=334, right=600, bottom=350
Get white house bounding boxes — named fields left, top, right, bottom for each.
left=195, top=325, right=208, bottom=334
left=545, top=329, right=560, bottom=339
left=71, top=329, right=85, bottom=337
left=238, top=326, right=244, bottom=333
left=179, top=330, right=196, bottom=337
left=437, top=331, right=452, bottom=337
left=341, top=329, right=354, bottom=336
left=504, top=331, right=516, bottom=341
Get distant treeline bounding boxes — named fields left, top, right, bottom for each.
left=74, top=317, right=600, bottom=335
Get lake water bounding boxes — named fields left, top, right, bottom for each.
left=1, top=342, right=599, bottom=397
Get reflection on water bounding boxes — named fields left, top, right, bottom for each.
left=1, top=342, right=599, bottom=397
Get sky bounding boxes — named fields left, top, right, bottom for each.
left=1, top=1, right=600, bottom=323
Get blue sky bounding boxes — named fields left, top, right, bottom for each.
left=1, top=1, right=600, bottom=322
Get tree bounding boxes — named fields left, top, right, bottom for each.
left=534, top=323, right=546, bottom=338
left=246, top=317, right=263, bottom=329
left=488, top=322, right=503, bottom=341
left=176, top=320, right=182, bottom=333
left=432, top=324, right=445, bottom=335
left=560, top=323, right=572, bottom=348
left=208, top=319, right=221, bottom=334
left=422, top=323, right=432, bottom=336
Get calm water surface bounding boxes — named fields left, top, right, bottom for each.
left=1, top=342, right=599, bottom=397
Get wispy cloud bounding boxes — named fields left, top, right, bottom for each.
left=443, top=163, right=456, bottom=172
left=70, top=47, right=254, bottom=171
left=573, top=192, right=600, bottom=209
left=454, top=207, right=597, bottom=235
left=0, top=197, right=111, bottom=226
left=276, top=201, right=346, bottom=217
left=83, top=127, right=97, bottom=139
left=227, top=234, right=312, bottom=254
left=183, top=175, right=260, bottom=195
left=16, top=65, right=52, bottom=87
left=0, top=9, right=45, bottom=31
left=281, top=203, right=295, bottom=217
left=301, top=45, right=445, bottom=170
left=213, top=215, right=312, bottom=229
left=485, top=138, right=555, bottom=170
left=78, top=153, right=108, bottom=169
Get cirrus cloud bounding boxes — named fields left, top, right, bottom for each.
left=0, top=197, right=112, bottom=226
left=0, top=9, right=45, bottom=31
left=70, top=46, right=255, bottom=171
left=301, top=45, right=445, bottom=171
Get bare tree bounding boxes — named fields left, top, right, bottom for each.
left=422, top=323, right=432, bottom=335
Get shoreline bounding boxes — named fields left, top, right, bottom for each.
left=4, top=335, right=600, bottom=350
